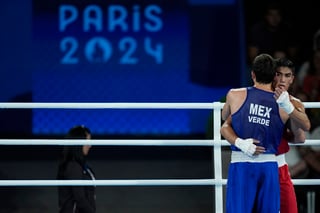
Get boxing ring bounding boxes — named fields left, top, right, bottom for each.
left=0, top=102, right=320, bottom=213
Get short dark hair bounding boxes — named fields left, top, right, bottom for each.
left=252, top=54, right=276, bottom=84
left=274, top=58, right=295, bottom=74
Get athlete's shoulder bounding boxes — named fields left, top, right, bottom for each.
left=226, top=88, right=247, bottom=100
left=290, top=95, right=305, bottom=111
left=228, top=87, right=247, bottom=94
left=226, top=87, right=247, bottom=106
left=290, top=95, right=301, bottom=102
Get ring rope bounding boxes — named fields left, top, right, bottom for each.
left=0, top=179, right=319, bottom=186
left=0, top=179, right=226, bottom=186
left=0, top=102, right=220, bottom=109
left=0, top=139, right=319, bottom=146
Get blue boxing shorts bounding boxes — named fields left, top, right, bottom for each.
left=226, top=152, right=280, bottom=213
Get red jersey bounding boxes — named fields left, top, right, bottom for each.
left=277, top=128, right=293, bottom=155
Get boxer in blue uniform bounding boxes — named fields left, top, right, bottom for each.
left=221, top=54, right=292, bottom=213
left=221, top=58, right=311, bottom=213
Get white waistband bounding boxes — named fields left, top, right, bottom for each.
left=231, top=151, right=276, bottom=163
left=276, top=154, right=287, bottom=167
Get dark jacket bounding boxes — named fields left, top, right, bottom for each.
left=58, top=161, right=96, bottom=213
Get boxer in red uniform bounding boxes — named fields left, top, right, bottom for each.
left=274, top=58, right=310, bottom=213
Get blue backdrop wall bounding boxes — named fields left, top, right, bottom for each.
left=0, top=0, right=245, bottom=137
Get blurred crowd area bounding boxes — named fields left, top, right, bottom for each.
left=244, top=1, right=320, bottom=211
left=244, top=0, right=320, bottom=132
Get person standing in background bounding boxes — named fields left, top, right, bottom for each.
left=57, top=125, right=96, bottom=213
left=247, top=3, right=298, bottom=65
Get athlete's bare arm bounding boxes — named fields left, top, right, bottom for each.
left=289, top=97, right=311, bottom=132
left=288, top=97, right=310, bottom=143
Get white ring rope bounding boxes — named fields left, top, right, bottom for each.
left=0, top=139, right=226, bottom=146
left=0, top=102, right=221, bottom=109
left=0, top=179, right=319, bottom=186
left=0, top=139, right=319, bottom=146
left=0, top=179, right=227, bottom=186
left=1, top=101, right=319, bottom=213
left=0, top=101, right=318, bottom=109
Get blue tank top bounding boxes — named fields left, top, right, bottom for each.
left=231, top=87, right=284, bottom=154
